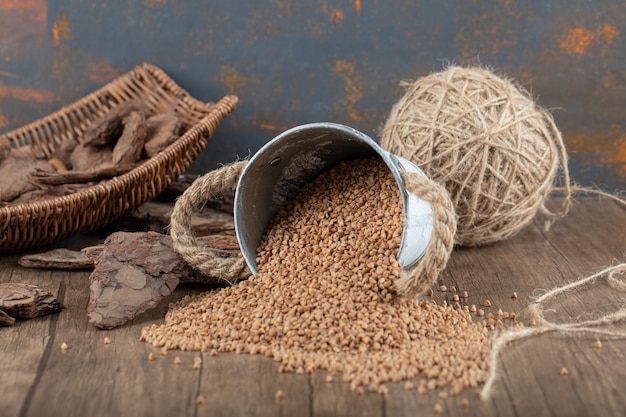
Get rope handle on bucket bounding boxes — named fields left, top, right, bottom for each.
left=397, top=172, right=457, bottom=297
left=169, top=162, right=456, bottom=296
left=170, top=160, right=251, bottom=283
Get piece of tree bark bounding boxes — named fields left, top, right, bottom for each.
left=112, top=111, right=148, bottom=165
left=198, top=234, right=240, bottom=253
left=0, top=309, right=15, bottom=326
left=48, top=158, right=68, bottom=172
left=50, top=137, right=79, bottom=170
left=18, top=233, right=238, bottom=273
left=0, top=154, right=54, bottom=202
left=81, top=101, right=142, bottom=147
left=70, top=143, right=113, bottom=171
left=11, top=145, right=47, bottom=160
left=82, top=244, right=105, bottom=263
left=86, top=231, right=197, bottom=330
left=0, top=138, right=11, bottom=162
left=18, top=248, right=95, bottom=270
left=87, top=231, right=240, bottom=329
left=87, top=231, right=183, bottom=330
left=29, top=164, right=136, bottom=186
left=110, top=201, right=236, bottom=236
left=0, top=283, right=63, bottom=321
left=143, top=113, right=184, bottom=158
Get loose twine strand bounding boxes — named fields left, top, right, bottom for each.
left=481, top=262, right=626, bottom=401
left=170, top=160, right=251, bottom=283
left=169, top=161, right=456, bottom=296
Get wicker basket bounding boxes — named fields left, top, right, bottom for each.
left=0, top=63, right=238, bottom=254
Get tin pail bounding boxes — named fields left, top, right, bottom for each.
left=234, top=122, right=434, bottom=274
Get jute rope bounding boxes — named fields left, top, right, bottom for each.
left=396, top=171, right=456, bottom=296
left=170, top=160, right=250, bottom=283
left=481, top=262, right=626, bottom=400
left=170, top=161, right=456, bottom=296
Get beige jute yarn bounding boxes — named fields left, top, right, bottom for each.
left=170, top=159, right=457, bottom=297
left=481, top=261, right=626, bottom=400
left=381, top=66, right=572, bottom=246
left=170, top=161, right=251, bottom=284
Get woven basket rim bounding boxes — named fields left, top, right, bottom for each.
left=0, top=63, right=212, bottom=147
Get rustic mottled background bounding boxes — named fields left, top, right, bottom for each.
left=0, top=0, right=625, bottom=191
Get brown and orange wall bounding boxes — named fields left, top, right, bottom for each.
left=0, top=0, right=624, bottom=190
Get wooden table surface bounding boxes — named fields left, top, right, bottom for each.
left=1, top=197, right=625, bottom=417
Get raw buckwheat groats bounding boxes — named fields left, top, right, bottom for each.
left=141, top=157, right=492, bottom=395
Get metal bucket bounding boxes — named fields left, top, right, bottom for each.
left=234, top=122, right=434, bottom=274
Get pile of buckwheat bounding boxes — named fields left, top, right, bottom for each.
left=141, top=157, right=493, bottom=395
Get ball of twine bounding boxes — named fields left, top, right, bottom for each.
left=170, top=159, right=456, bottom=297
left=381, top=66, right=572, bottom=246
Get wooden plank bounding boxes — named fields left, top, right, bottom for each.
left=310, top=371, right=383, bottom=417
left=0, top=259, right=61, bottom=417
left=399, top=197, right=626, bottom=417
left=0, top=198, right=624, bottom=417
left=197, top=353, right=310, bottom=417
left=488, top=198, right=626, bottom=417
left=12, top=268, right=204, bottom=417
